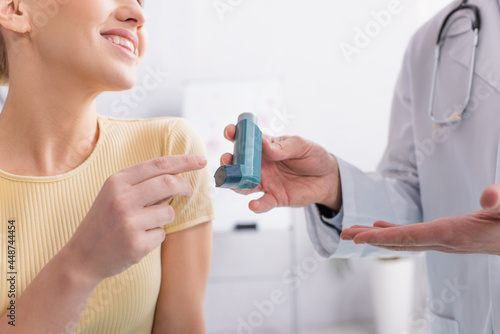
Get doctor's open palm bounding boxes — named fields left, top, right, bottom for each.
left=221, top=124, right=342, bottom=213
left=340, top=185, right=500, bottom=256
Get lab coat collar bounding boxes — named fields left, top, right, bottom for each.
left=447, top=0, right=500, bottom=93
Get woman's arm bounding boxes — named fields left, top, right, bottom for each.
left=0, top=246, right=99, bottom=333
left=152, top=221, right=213, bottom=334
left=0, top=155, right=206, bottom=333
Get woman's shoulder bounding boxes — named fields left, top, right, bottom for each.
left=97, top=114, right=204, bottom=155
left=98, top=114, right=199, bottom=136
left=98, top=113, right=187, bottom=127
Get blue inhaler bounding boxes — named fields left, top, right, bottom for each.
left=215, top=113, right=262, bottom=189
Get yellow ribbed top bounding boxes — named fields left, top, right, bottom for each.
left=0, top=114, right=215, bottom=333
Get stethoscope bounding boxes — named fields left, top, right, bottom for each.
left=429, top=0, right=481, bottom=128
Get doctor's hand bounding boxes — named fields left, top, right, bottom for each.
left=221, top=124, right=342, bottom=213
left=340, top=185, right=500, bottom=256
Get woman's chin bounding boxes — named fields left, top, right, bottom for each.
left=106, top=78, right=137, bottom=92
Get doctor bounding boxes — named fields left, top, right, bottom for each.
left=221, top=0, right=500, bottom=333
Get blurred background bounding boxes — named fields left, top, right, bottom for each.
left=0, top=0, right=454, bottom=333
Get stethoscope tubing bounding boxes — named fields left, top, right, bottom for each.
left=428, top=0, right=481, bottom=128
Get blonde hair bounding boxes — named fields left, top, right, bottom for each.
left=0, top=28, right=8, bottom=86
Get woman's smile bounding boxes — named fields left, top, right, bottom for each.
left=101, top=28, right=139, bottom=59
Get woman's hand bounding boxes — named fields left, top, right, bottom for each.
left=340, top=185, right=500, bottom=255
left=64, top=155, right=208, bottom=285
left=221, top=124, right=342, bottom=213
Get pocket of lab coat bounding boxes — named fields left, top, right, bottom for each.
left=445, top=33, right=500, bottom=94
left=428, top=312, right=460, bottom=334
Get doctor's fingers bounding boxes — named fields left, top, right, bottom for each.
left=368, top=244, right=474, bottom=254
left=249, top=193, right=279, bottom=214
left=352, top=223, right=449, bottom=247
left=480, top=185, right=500, bottom=212
left=220, top=153, right=233, bottom=166
left=232, top=188, right=262, bottom=196
left=340, top=226, right=384, bottom=240
left=224, top=124, right=236, bottom=142
left=223, top=126, right=301, bottom=163
left=369, top=237, right=495, bottom=254
left=262, top=135, right=310, bottom=162
left=129, top=174, right=194, bottom=208
left=222, top=130, right=285, bottom=162
left=372, top=221, right=401, bottom=228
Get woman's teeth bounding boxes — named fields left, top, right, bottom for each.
left=106, top=36, right=137, bottom=55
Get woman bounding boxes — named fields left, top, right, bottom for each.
left=0, top=0, right=214, bottom=333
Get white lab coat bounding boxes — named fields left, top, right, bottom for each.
left=306, top=0, right=500, bottom=333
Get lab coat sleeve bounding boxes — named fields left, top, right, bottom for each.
left=305, top=204, right=343, bottom=257
left=306, top=42, right=423, bottom=259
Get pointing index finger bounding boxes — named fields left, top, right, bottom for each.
left=118, top=155, right=207, bottom=186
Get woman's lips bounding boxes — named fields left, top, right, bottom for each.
left=103, top=35, right=137, bottom=55
left=100, top=28, right=139, bottom=57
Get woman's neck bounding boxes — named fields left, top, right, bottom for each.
left=0, top=83, right=100, bottom=177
